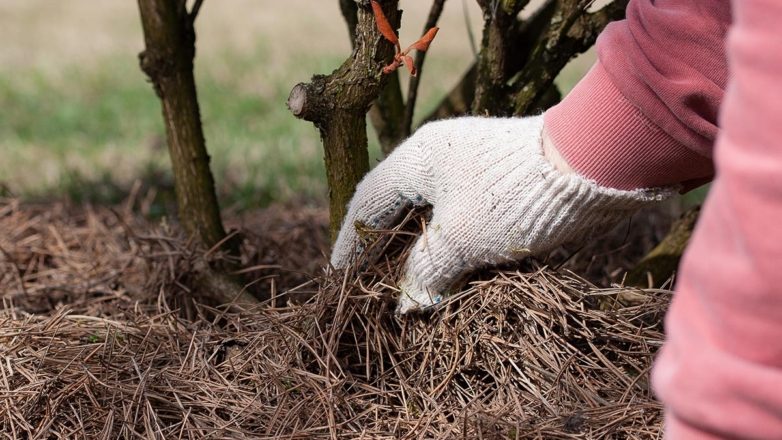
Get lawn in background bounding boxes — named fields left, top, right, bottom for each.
left=1, top=48, right=347, bottom=209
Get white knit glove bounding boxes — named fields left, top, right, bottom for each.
left=331, top=115, right=674, bottom=313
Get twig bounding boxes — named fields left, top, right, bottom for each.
left=402, top=0, right=447, bottom=137
left=189, top=0, right=204, bottom=21
left=288, top=1, right=400, bottom=240
left=462, top=0, right=478, bottom=59
left=339, top=0, right=359, bottom=47
left=510, top=0, right=629, bottom=115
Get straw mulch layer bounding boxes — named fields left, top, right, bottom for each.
left=0, top=198, right=670, bottom=439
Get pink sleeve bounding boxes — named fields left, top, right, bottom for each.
left=544, top=0, right=731, bottom=191
left=544, top=0, right=782, bottom=436
left=652, top=0, right=782, bottom=437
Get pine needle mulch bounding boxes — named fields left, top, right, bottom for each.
left=0, top=198, right=670, bottom=439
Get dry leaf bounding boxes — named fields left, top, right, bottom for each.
left=371, top=1, right=439, bottom=76
left=371, top=1, right=400, bottom=50
left=402, top=55, right=416, bottom=76
left=404, top=27, right=440, bottom=54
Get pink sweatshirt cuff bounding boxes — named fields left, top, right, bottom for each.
left=544, top=62, right=714, bottom=191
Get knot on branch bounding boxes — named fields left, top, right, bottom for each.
left=139, top=50, right=172, bottom=77
left=139, top=50, right=178, bottom=97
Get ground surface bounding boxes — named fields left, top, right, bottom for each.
left=1, top=198, right=674, bottom=439
left=0, top=2, right=684, bottom=437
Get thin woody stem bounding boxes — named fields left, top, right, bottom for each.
left=190, top=0, right=205, bottom=21
left=402, top=0, right=447, bottom=137
left=339, top=0, right=359, bottom=47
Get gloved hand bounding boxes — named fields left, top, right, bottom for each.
left=331, top=115, right=673, bottom=313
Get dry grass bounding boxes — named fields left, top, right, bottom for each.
left=0, top=198, right=669, bottom=439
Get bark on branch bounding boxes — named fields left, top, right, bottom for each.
left=340, top=0, right=406, bottom=157
left=190, top=0, right=204, bottom=20
left=289, top=0, right=400, bottom=242
left=511, top=0, right=629, bottom=115
left=422, top=0, right=557, bottom=122
left=369, top=71, right=406, bottom=156
left=423, top=0, right=625, bottom=121
left=402, top=0, right=447, bottom=137
left=472, top=0, right=531, bottom=115
left=339, top=0, right=360, bottom=44
left=624, top=206, right=701, bottom=288
left=137, top=0, right=257, bottom=305
left=137, top=0, right=222, bottom=249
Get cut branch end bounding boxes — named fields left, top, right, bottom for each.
left=287, top=84, right=309, bottom=119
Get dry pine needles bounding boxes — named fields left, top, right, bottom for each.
left=0, top=198, right=669, bottom=439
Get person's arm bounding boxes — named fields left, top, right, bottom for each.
left=330, top=1, right=734, bottom=314
left=545, top=0, right=731, bottom=191
left=652, top=0, right=782, bottom=437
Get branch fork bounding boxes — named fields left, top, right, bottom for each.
left=371, top=1, right=439, bottom=76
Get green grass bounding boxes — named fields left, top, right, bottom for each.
left=0, top=36, right=490, bottom=212
left=1, top=34, right=705, bottom=214
left=0, top=44, right=378, bottom=210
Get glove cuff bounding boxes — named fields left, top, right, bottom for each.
left=527, top=154, right=678, bottom=252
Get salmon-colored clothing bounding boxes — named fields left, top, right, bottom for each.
left=546, top=0, right=731, bottom=190
left=545, top=0, right=782, bottom=438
